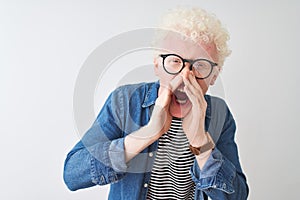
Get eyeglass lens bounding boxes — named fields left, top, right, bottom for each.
left=163, top=55, right=213, bottom=79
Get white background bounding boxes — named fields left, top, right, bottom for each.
left=1, top=0, right=300, bottom=199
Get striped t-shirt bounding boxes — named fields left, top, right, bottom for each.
left=146, top=117, right=196, bottom=200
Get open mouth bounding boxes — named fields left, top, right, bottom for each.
left=173, top=85, right=189, bottom=105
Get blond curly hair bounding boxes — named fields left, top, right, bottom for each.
left=153, top=7, right=231, bottom=68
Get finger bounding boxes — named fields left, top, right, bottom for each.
left=182, top=75, right=197, bottom=96
left=187, top=73, right=207, bottom=103
left=184, top=84, right=198, bottom=105
left=169, top=75, right=183, bottom=92
left=156, top=87, right=172, bottom=107
left=159, top=75, right=182, bottom=93
left=184, top=84, right=207, bottom=115
left=188, top=72, right=203, bottom=94
left=157, top=76, right=182, bottom=108
left=183, top=74, right=206, bottom=105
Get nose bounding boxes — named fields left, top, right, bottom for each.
left=180, top=62, right=192, bottom=77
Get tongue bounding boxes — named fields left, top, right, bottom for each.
left=174, top=90, right=188, bottom=101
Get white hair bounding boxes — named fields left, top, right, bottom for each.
left=153, top=7, right=231, bottom=68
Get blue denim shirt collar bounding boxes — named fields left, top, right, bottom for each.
left=141, top=81, right=159, bottom=108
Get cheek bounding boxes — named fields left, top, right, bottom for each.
left=160, top=74, right=174, bottom=87
left=198, top=80, right=209, bottom=94
left=155, top=65, right=174, bottom=84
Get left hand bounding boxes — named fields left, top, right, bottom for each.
left=182, top=72, right=208, bottom=147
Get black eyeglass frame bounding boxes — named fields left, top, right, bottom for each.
left=159, top=54, right=218, bottom=80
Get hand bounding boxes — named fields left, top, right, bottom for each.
left=147, top=75, right=183, bottom=138
left=182, top=72, right=208, bottom=146
left=124, top=75, right=183, bottom=162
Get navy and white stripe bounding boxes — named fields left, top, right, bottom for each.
left=147, top=117, right=195, bottom=200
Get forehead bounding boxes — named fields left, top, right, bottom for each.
left=157, top=32, right=217, bottom=61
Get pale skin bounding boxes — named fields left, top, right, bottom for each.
left=124, top=33, right=220, bottom=169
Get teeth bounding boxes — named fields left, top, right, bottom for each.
left=177, top=88, right=185, bottom=92
left=176, top=99, right=187, bottom=104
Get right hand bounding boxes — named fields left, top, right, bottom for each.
left=147, top=75, right=183, bottom=138
left=123, top=75, right=183, bottom=162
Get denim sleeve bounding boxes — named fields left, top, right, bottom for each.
left=190, top=107, right=249, bottom=199
left=63, top=90, right=128, bottom=191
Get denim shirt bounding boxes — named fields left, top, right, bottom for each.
left=63, top=81, right=249, bottom=200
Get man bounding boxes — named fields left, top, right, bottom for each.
left=64, top=7, right=249, bottom=200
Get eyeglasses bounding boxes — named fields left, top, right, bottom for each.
left=159, top=54, right=218, bottom=79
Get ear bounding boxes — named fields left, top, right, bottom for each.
left=209, top=67, right=220, bottom=86
left=153, top=57, right=159, bottom=76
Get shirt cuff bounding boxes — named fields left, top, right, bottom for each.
left=108, top=137, right=128, bottom=172
left=89, top=139, right=127, bottom=185
left=190, top=148, right=236, bottom=194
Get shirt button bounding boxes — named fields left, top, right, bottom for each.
left=149, top=152, right=153, bottom=157
left=144, top=183, right=148, bottom=188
